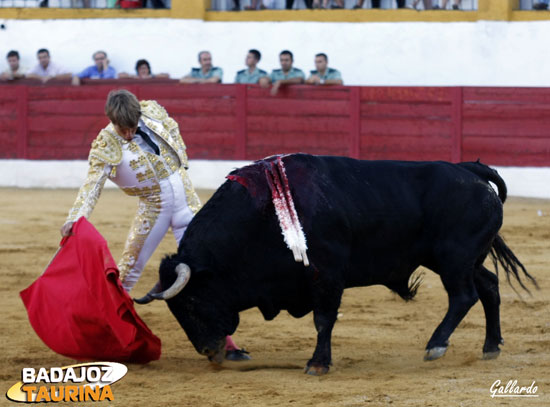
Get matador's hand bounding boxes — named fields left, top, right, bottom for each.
left=60, top=222, right=75, bottom=237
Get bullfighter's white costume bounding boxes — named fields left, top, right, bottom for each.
left=64, top=100, right=201, bottom=292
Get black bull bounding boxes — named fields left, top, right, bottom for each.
left=140, top=154, right=537, bottom=375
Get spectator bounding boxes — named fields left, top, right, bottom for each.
left=286, top=0, right=312, bottom=9
left=0, top=50, right=26, bottom=81
left=39, top=0, right=92, bottom=7
left=119, top=59, right=170, bottom=79
left=145, top=0, right=167, bottom=7
left=410, top=0, right=433, bottom=9
left=259, top=50, right=305, bottom=96
left=354, top=0, right=406, bottom=8
left=232, top=0, right=240, bottom=10
left=235, top=49, right=268, bottom=84
left=180, top=51, right=223, bottom=84
left=72, top=51, right=116, bottom=85
left=433, top=0, right=460, bottom=8
left=306, top=53, right=343, bottom=86
left=27, top=49, right=71, bottom=83
left=312, top=0, right=344, bottom=8
left=533, top=1, right=548, bottom=9
left=244, top=0, right=267, bottom=9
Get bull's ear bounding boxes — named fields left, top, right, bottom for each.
left=159, top=254, right=181, bottom=289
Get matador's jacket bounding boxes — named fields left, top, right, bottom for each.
left=65, top=100, right=202, bottom=281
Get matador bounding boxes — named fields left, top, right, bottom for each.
left=61, top=89, right=250, bottom=361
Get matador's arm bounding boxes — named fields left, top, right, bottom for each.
left=64, top=157, right=112, bottom=225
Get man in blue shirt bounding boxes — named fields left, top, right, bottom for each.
left=180, top=51, right=223, bottom=84
left=306, top=53, right=343, bottom=86
left=72, top=51, right=116, bottom=85
left=235, top=49, right=268, bottom=84
left=259, top=50, right=304, bottom=96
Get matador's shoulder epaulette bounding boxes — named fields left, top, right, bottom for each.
left=89, top=129, right=123, bottom=166
left=140, top=100, right=168, bottom=122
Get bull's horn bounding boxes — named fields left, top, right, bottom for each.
left=133, top=280, right=162, bottom=305
left=150, top=263, right=191, bottom=300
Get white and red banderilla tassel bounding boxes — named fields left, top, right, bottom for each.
left=265, top=157, right=309, bottom=266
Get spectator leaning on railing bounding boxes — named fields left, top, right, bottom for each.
left=0, top=50, right=27, bottom=81
left=119, top=59, right=170, bottom=79
left=259, top=50, right=305, bottom=96
left=180, top=51, right=223, bottom=84
left=235, top=49, right=268, bottom=84
left=27, top=49, right=71, bottom=84
left=306, top=53, right=343, bottom=86
left=72, top=51, right=117, bottom=86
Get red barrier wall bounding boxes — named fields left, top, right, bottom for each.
left=1, top=80, right=549, bottom=166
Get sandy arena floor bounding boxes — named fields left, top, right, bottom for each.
left=0, top=187, right=548, bottom=407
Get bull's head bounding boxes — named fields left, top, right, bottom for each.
left=135, top=254, right=239, bottom=363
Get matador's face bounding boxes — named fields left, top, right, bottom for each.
left=114, top=124, right=138, bottom=141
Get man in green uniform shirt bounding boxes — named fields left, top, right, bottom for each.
left=306, top=53, right=343, bottom=86
left=180, top=51, right=223, bottom=84
left=235, top=49, right=268, bottom=84
left=260, top=50, right=305, bottom=95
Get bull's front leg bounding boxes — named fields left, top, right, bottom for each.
left=305, top=309, right=339, bottom=376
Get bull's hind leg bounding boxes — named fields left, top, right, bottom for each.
left=425, top=268, right=479, bottom=361
left=474, top=266, right=503, bottom=359
left=305, top=282, right=343, bottom=376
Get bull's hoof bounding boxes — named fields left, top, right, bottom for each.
left=482, top=349, right=501, bottom=360
left=304, top=364, right=330, bottom=376
left=424, top=346, right=447, bottom=361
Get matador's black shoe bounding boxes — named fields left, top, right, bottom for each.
left=225, top=349, right=251, bottom=361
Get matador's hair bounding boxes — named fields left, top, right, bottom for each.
left=104, top=89, right=141, bottom=129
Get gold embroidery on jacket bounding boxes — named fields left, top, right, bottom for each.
left=65, top=157, right=110, bottom=223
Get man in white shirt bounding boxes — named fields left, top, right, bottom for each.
left=27, top=48, right=71, bottom=83
left=0, top=50, right=27, bottom=81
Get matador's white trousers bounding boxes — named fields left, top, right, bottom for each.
left=120, top=172, right=194, bottom=292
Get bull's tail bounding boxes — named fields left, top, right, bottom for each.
left=489, top=234, right=538, bottom=294
left=459, top=161, right=507, bottom=203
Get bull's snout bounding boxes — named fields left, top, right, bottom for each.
left=202, top=337, right=226, bottom=365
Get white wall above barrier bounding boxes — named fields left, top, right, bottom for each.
left=2, top=18, right=550, bottom=86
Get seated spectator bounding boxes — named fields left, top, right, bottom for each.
left=180, top=51, right=223, bottom=84
left=533, top=1, right=548, bottom=10
left=119, top=59, right=170, bottom=79
left=27, top=49, right=71, bottom=83
left=235, top=49, right=267, bottom=84
left=0, top=50, right=27, bottom=81
left=354, top=0, right=405, bottom=8
left=306, top=53, right=343, bottom=86
left=259, top=50, right=305, bottom=96
left=72, top=51, right=116, bottom=85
